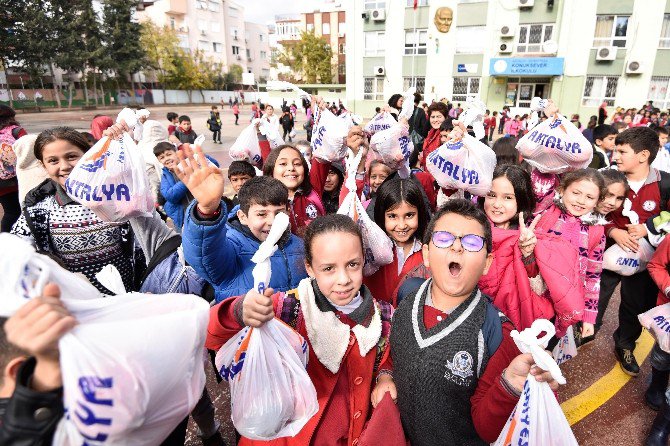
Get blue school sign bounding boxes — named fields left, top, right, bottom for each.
left=489, top=57, right=565, bottom=76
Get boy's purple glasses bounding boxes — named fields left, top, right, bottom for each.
left=431, top=231, right=485, bottom=252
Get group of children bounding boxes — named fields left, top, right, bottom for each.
left=4, top=96, right=670, bottom=446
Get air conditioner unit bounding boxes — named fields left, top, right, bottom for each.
left=361, top=11, right=370, bottom=20
left=371, top=9, right=386, bottom=22
left=517, top=0, right=534, bottom=7
left=233, top=35, right=238, bottom=41
left=626, top=60, right=643, bottom=74
left=236, top=55, right=242, bottom=60
left=178, top=26, right=189, bottom=32
left=500, top=25, right=516, bottom=38
left=499, top=42, right=513, bottom=54
left=200, top=30, right=206, bottom=36
left=373, top=65, right=385, bottom=76
left=596, top=46, right=617, bottom=61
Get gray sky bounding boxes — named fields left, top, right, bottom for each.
left=243, top=0, right=331, bottom=25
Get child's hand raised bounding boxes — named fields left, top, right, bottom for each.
left=449, top=120, right=467, bottom=142
left=102, top=119, right=131, bottom=139
left=371, top=374, right=397, bottom=408
left=242, top=287, right=275, bottom=328
left=175, top=145, right=225, bottom=215
left=346, top=125, right=369, bottom=152
left=518, top=213, right=541, bottom=258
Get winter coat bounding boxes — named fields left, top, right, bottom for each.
left=478, top=226, right=586, bottom=337
left=182, top=201, right=308, bottom=302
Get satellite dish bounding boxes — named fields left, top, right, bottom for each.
left=543, top=40, right=558, bottom=54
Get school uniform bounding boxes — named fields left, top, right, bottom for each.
left=206, top=278, right=394, bottom=446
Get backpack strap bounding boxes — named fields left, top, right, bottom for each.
left=396, top=277, right=426, bottom=305
left=482, top=299, right=506, bottom=359
left=138, top=235, right=182, bottom=287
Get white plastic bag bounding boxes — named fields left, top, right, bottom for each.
left=261, top=118, right=285, bottom=149
left=215, top=213, right=318, bottom=440
left=457, top=96, right=487, bottom=140
left=229, top=122, right=262, bottom=166
left=494, top=320, right=578, bottom=446
left=369, top=122, right=413, bottom=175
left=639, top=303, right=670, bottom=353
left=426, top=133, right=496, bottom=196
left=65, top=108, right=153, bottom=221
left=552, top=325, right=578, bottom=365
left=0, top=234, right=209, bottom=446
left=338, top=150, right=394, bottom=276
left=653, top=147, right=670, bottom=174
left=216, top=319, right=317, bottom=440
left=516, top=112, right=593, bottom=174
left=603, top=238, right=655, bottom=276
left=311, top=107, right=349, bottom=162
left=364, top=111, right=396, bottom=136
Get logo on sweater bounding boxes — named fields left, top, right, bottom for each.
left=306, top=203, right=318, bottom=220
left=643, top=200, right=657, bottom=212
left=445, top=351, right=474, bottom=383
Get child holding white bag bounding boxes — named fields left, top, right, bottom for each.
left=206, top=214, right=395, bottom=446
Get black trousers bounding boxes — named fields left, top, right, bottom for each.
left=234, top=113, right=239, bottom=125
left=596, top=269, right=621, bottom=332
left=610, top=269, right=659, bottom=350
left=211, top=130, right=221, bottom=142
left=0, top=190, right=21, bottom=232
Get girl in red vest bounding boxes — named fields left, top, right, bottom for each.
left=364, top=177, right=430, bottom=306
left=205, top=214, right=397, bottom=446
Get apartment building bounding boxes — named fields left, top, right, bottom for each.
left=346, top=0, right=670, bottom=118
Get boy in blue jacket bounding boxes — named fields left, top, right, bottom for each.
left=177, top=145, right=307, bottom=302
left=155, top=142, right=219, bottom=233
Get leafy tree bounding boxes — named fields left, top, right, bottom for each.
left=278, top=31, right=333, bottom=84
left=228, top=64, right=243, bottom=84
left=140, top=21, right=180, bottom=100
left=101, top=0, right=145, bottom=94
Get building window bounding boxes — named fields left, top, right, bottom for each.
left=170, top=17, right=176, bottom=29
left=517, top=23, right=554, bottom=53
left=246, top=48, right=251, bottom=59
left=198, top=20, right=207, bottom=31
left=364, top=77, right=384, bottom=100
left=406, top=0, right=428, bottom=5
left=306, top=23, right=315, bottom=32
left=404, top=29, right=427, bottom=55
left=208, top=1, right=219, bottom=12
left=403, top=77, right=425, bottom=94
left=456, top=26, right=486, bottom=54
left=452, top=77, right=480, bottom=102
left=178, top=35, right=189, bottom=49
left=210, top=21, right=220, bottom=33
left=232, top=45, right=240, bottom=55
left=260, top=34, right=264, bottom=42
left=228, top=6, right=238, bottom=17
left=231, top=27, right=239, bottom=40
left=582, top=75, right=619, bottom=106
left=593, top=15, right=629, bottom=48
left=198, top=40, right=210, bottom=51
left=649, top=76, right=670, bottom=109
left=338, top=22, right=345, bottom=37
left=661, top=14, right=670, bottom=48
left=196, top=0, right=207, bottom=9
left=260, top=51, right=267, bottom=59
left=323, top=23, right=330, bottom=34
left=364, top=31, right=385, bottom=56
left=338, top=64, right=346, bottom=76
left=338, top=43, right=345, bottom=54
left=364, top=1, right=386, bottom=9
left=212, top=42, right=222, bottom=52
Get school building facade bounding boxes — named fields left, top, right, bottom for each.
left=345, top=0, right=670, bottom=119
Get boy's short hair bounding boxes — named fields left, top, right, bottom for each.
left=651, top=124, right=670, bottom=136
left=612, top=121, right=628, bottom=132
left=178, top=115, right=191, bottom=123
left=423, top=199, right=492, bottom=253
left=440, top=120, right=454, bottom=132
left=593, top=124, right=617, bottom=143
left=238, top=176, right=288, bottom=214
left=615, top=127, right=659, bottom=162
left=153, top=141, right=177, bottom=157
left=228, top=160, right=256, bottom=179
left=0, top=318, right=26, bottom=386
left=211, top=105, right=217, bottom=110
left=167, top=112, right=178, bottom=121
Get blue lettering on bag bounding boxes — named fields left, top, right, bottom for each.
left=653, top=315, right=670, bottom=333
left=426, top=148, right=480, bottom=185
left=73, top=376, right=114, bottom=443
left=616, top=257, right=639, bottom=268
left=527, top=129, right=581, bottom=154
left=65, top=178, right=131, bottom=202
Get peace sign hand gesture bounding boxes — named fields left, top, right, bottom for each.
left=174, top=145, right=225, bottom=215
left=518, top=212, right=541, bottom=258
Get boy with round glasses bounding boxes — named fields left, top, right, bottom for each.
left=371, top=199, right=561, bottom=445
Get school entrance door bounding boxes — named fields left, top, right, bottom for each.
left=505, top=77, right=551, bottom=110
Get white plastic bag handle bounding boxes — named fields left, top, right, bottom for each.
left=251, top=212, right=290, bottom=292
left=116, top=108, right=138, bottom=129
left=510, top=319, right=566, bottom=385
left=343, top=148, right=364, bottom=193
left=457, top=97, right=487, bottom=140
